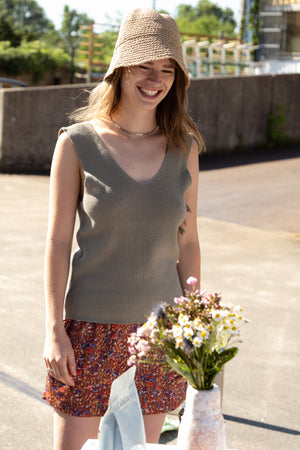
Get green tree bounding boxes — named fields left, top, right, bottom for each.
left=0, top=2, right=72, bottom=84
left=40, top=28, right=65, bottom=49
left=0, top=0, right=55, bottom=37
left=99, top=29, right=118, bottom=66
left=249, top=0, right=260, bottom=45
left=0, top=11, right=22, bottom=46
left=61, top=4, right=93, bottom=83
left=176, top=0, right=237, bottom=37
left=61, top=4, right=93, bottom=48
left=196, top=0, right=235, bottom=25
left=249, top=0, right=261, bottom=60
left=0, top=39, right=70, bottom=82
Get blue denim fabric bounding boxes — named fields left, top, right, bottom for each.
left=99, top=367, right=146, bottom=450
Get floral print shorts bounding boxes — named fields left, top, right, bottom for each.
left=43, top=319, right=187, bottom=417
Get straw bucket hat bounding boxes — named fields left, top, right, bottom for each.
left=104, top=8, right=190, bottom=87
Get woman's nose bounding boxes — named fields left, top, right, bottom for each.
left=147, top=70, right=160, bottom=84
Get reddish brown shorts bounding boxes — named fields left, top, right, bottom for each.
left=43, top=320, right=187, bottom=417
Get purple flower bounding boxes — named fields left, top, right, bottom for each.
left=182, top=337, right=194, bottom=353
left=153, top=304, right=167, bottom=320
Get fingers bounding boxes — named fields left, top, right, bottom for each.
left=55, top=359, right=75, bottom=386
left=46, top=360, right=75, bottom=386
left=44, top=360, right=59, bottom=380
left=43, top=329, right=77, bottom=386
left=44, top=355, right=76, bottom=387
left=67, top=352, right=77, bottom=378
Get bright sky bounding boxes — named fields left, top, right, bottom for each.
left=37, top=0, right=242, bottom=29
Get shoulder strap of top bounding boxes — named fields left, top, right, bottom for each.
left=185, top=132, right=199, bottom=156
left=58, top=122, right=107, bottom=173
left=59, top=122, right=97, bottom=148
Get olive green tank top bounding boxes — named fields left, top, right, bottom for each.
left=62, top=122, right=192, bottom=323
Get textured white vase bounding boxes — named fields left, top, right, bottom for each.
left=177, top=384, right=226, bottom=450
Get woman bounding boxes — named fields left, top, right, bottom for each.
left=43, top=8, right=203, bottom=450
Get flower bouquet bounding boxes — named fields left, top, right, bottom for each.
left=128, top=277, right=249, bottom=391
left=128, top=277, right=249, bottom=449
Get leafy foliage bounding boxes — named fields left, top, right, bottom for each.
left=98, top=29, right=118, bottom=65
left=249, top=0, right=260, bottom=45
left=267, top=103, right=287, bottom=148
left=0, top=11, right=22, bottom=46
left=0, top=0, right=55, bottom=37
left=0, top=0, right=238, bottom=83
left=0, top=2, right=93, bottom=83
left=61, top=4, right=93, bottom=50
left=128, top=277, right=249, bottom=390
left=0, top=40, right=70, bottom=82
left=40, top=28, right=65, bottom=49
left=175, top=0, right=237, bottom=37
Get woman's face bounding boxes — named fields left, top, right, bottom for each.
left=119, top=59, right=176, bottom=112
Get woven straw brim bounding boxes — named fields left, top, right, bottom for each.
left=104, top=9, right=190, bottom=87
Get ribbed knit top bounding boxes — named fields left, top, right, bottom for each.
left=62, top=122, right=192, bottom=324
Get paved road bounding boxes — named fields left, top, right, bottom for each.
left=0, top=148, right=299, bottom=449
left=198, top=147, right=300, bottom=234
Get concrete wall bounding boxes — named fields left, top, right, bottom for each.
left=0, top=84, right=90, bottom=172
left=0, top=74, right=299, bottom=173
left=188, top=73, right=300, bottom=153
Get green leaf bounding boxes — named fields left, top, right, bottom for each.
left=166, top=355, right=201, bottom=389
left=217, top=347, right=238, bottom=367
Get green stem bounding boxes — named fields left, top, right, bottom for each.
left=176, top=350, right=199, bottom=389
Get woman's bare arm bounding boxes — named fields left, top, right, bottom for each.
left=177, top=139, right=201, bottom=293
left=43, top=132, right=81, bottom=386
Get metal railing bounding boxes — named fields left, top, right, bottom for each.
left=0, top=77, right=28, bottom=88
left=182, top=40, right=260, bottom=77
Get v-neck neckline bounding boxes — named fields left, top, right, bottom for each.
left=86, top=122, right=170, bottom=185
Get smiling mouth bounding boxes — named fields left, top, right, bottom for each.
left=138, top=87, right=161, bottom=97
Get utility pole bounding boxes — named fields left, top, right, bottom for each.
left=152, top=0, right=156, bottom=10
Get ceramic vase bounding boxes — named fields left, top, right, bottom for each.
left=177, top=383, right=226, bottom=450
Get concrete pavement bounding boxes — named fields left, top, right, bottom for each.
left=0, top=151, right=299, bottom=449
left=198, top=146, right=300, bottom=234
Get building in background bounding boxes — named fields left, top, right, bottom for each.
left=242, top=0, right=300, bottom=60
left=260, top=0, right=300, bottom=60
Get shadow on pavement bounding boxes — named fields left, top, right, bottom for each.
left=223, top=414, right=300, bottom=436
left=199, top=146, right=300, bottom=171
left=159, top=429, right=178, bottom=444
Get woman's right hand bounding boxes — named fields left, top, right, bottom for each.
left=43, top=326, right=77, bottom=386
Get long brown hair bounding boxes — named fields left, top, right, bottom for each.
left=70, top=63, right=204, bottom=155
left=156, top=63, right=204, bottom=154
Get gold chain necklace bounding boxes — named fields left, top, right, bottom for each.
left=110, top=115, right=159, bottom=137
